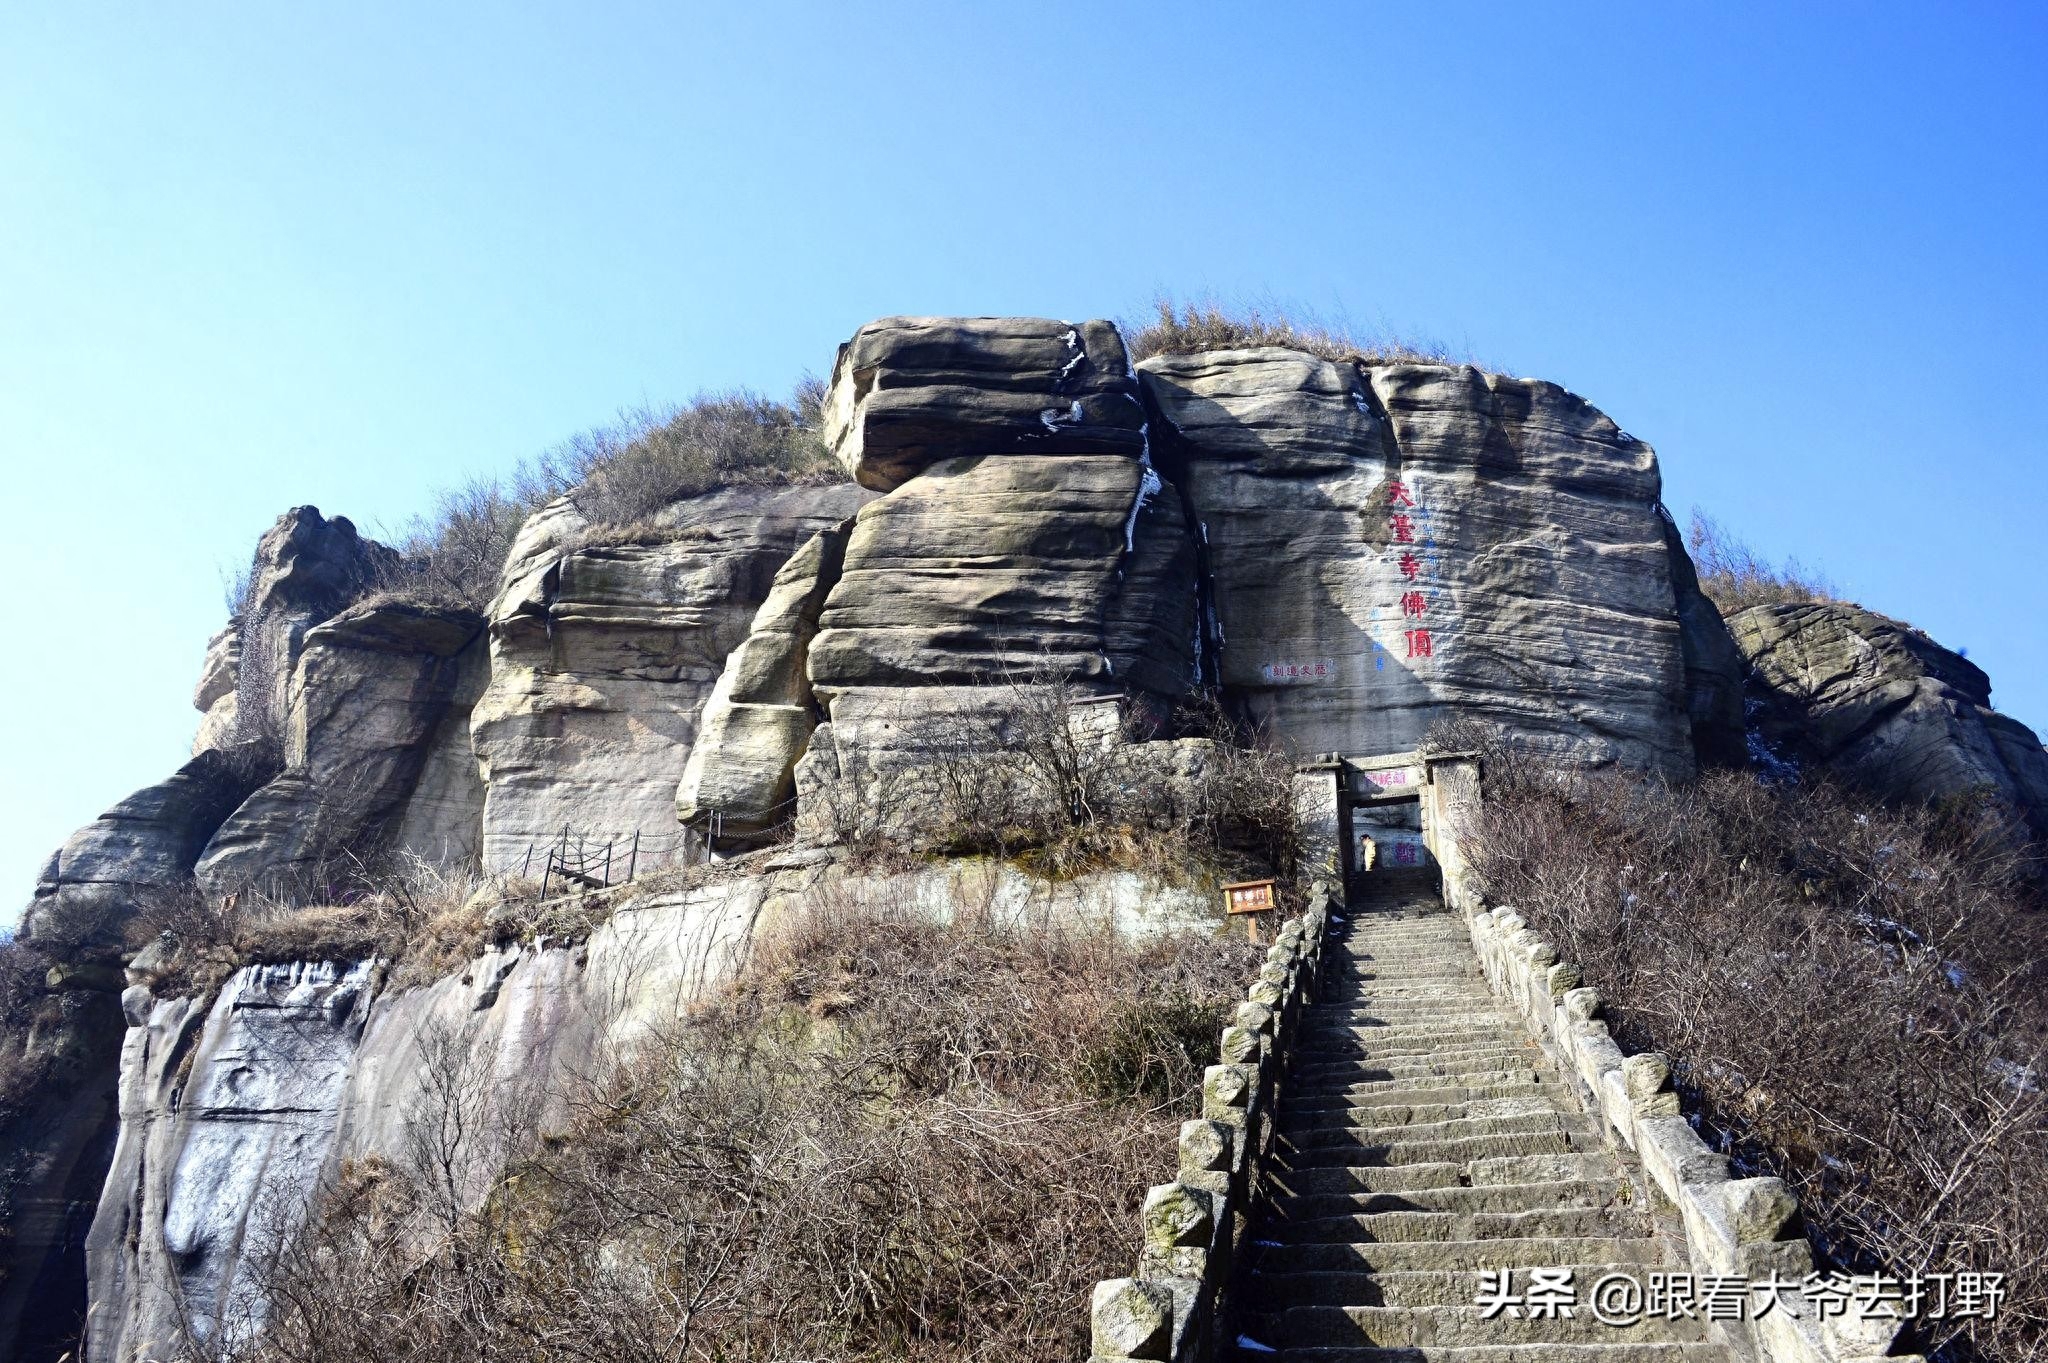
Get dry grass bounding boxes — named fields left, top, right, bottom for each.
left=365, top=382, right=843, bottom=613
left=223, top=894, right=1258, bottom=1362
left=1686, top=509, right=1839, bottom=615
left=121, top=856, right=563, bottom=998
left=805, top=660, right=1301, bottom=884
left=1125, top=298, right=1472, bottom=369
left=1463, top=747, right=2048, bottom=1361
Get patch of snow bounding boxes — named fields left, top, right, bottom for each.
left=1124, top=459, right=1163, bottom=554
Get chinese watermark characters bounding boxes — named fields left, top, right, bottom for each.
left=1473, top=1268, right=2005, bottom=1326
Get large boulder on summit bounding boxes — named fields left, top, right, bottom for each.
left=1139, top=348, right=1697, bottom=774
left=195, top=601, right=484, bottom=899
left=471, top=482, right=873, bottom=874
left=822, top=317, right=1147, bottom=491
left=1731, top=601, right=2048, bottom=829
left=806, top=453, right=1197, bottom=697
left=677, top=523, right=852, bottom=839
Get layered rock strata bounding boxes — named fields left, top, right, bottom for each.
left=1139, top=347, right=1701, bottom=774
left=195, top=601, right=485, bottom=899
left=676, top=523, right=852, bottom=838
left=471, top=482, right=873, bottom=873
left=1731, top=601, right=2048, bottom=828
left=823, top=315, right=1146, bottom=491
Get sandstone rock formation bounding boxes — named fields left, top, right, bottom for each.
left=195, top=601, right=485, bottom=899
left=676, top=523, right=851, bottom=838
left=1139, top=347, right=1699, bottom=773
left=226, top=507, right=402, bottom=755
left=26, top=753, right=264, bottom=949
left=83, top=859, right=1216, bottom=1361
left=823, top=316, right=1146, bottom=491
left=1731, top=601, right=2048, bottom=829
left=1659, top=508, right=1748, bottom=766
left=471, top=482, right=873, bottom=873
left=28, top=309, right=2048, bottom=1363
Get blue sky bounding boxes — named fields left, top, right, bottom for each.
left=4, top=2, right=2044, bottom=917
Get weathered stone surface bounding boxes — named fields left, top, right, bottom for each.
left=85, top=963, right=374, bottom=1363
left=676, top=522, right=852, bottom=838
left=1140, top=348, right=1695, bottom=775
left=25, top=752, right=263, bottom=947
left=1658, top=507, right=1747, bottom=766
left=0, top=991, right=125, bottom=1361
left=231, top=507, right=403, bottom=746
left=1732, top=602, right=2048, bottom=830
left=823, top=316, right=1146, bottom=492
left=191, top=626, right=242, bottom=756
left=85, top=859, right=1222, bottom=1360
left=472, top=483, right=874, bottom=873
left=195, top=601, right=485, bottom=899
left=808, top=454, right=1196, bottom=696
left=387, top=629, right=492, bottom=866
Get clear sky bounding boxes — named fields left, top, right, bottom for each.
left=4, top=2, right=2044, bottom=920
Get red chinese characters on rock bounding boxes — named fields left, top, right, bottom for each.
left=1379, top=479, right=1442, bottom=664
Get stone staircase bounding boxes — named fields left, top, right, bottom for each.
left=1228, top=872, right=1733, bottom=1362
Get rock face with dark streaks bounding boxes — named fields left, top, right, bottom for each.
left=194, top=601, right=485, bottom=900
left=470, top=482, right=873, bottom=873
left=822, top=316, right=1147, bottom=491
left=1139, top=347, right=1699, bottom=774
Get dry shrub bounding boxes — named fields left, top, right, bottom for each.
left=1465, top=752, right=2048, bottom=1361
left=1686, top=509, right=1839, bottom=614
left=372, top=384, right=841, bottom=612
left=232, top=896, right=1259, bottom=1362
left=123, top=856, right=542, bottom=998
left=1125, top=297, right=1471, bottom=369
left=813, top=665, right=1301, bottom=884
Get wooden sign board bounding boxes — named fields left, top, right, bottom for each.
left=1222, top=879, right=1276, bottom=915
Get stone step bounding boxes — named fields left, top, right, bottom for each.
left=1242, top=1260, right=1671, bottom=1309
left=1279, top=1096, right=1567, bottom=1130
left=1244, top=1342, right=1727, bottom=1363
left=1296, top=1031, right=1524, bottom=1054
left=1294, top=1039, right=1540, bottom=1072
left=1291, top=1058, right=1545, bottom=1086
left=1275, top=1125, right=1598, bottom=1169
left=1289, top=1079, right=1556, bottom=1109
left=1298, top=1026, right=1523, bottom=1048
left=1248, top=1235, right=1675, bottom=1276
left=1251, top=1302, right=1709, bottom=1349
left=1291, top=1040, right=1533, bottom=1066
left=1267, top=1153, right=1620, bottom=1197
left=1261, top=1204, right=1637, bottom=1246
left=1283, top=1111, right=1588, bottom=1146
left=1263, top=1177, right=1626, bottom=1223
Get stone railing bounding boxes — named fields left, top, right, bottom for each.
left=1465, top=904, right=1925, bottom=1363
left=1086, top=882, right=1335, bottom=1362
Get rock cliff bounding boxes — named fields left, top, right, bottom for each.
left=11, top=312, right=2043, bottom=1362
left=1731, top=601, right=2048, bottom=830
